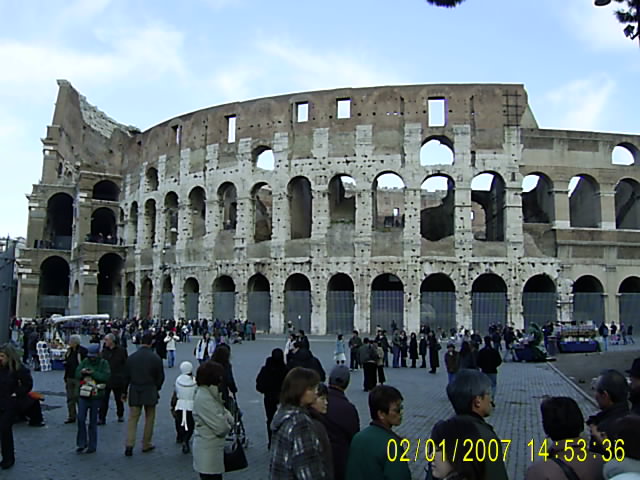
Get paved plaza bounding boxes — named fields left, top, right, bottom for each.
left=5, top=336, right=625, bottom=480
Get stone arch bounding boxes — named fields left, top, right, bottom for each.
left=253, top=146, right=275, bottom=171
left=522, top=173, right=554, bottom=223
left=184, top=277, right=200, bottom=321
left=92, top=180, right=120, bottom=201
left=161, top=275, right=174, bottom=320
left=522, top=274, right=557, bottom=329
left=612, top=143, right=638, bottom=166
left=125, top=281, right=136, bottom=318
left=420, top=175, right=454, bottom=242
left=569, top=174, right=601, bottom=228
left=97, top=253, right=124, bottom=317
left=419, top=136, right=454, bottom=166
left=371, top=273, right=404, bottom=333
left=420, top=273, right=456, bottom=332
left=38, top=255, right=70, bottom=316
left=164, top=192, right=179, bottom=246
left=471, top=273, right=507, bottom=334
left=128, top=202, right=138, bottom=245
left=373, top=172, right=405, bottom=231
left=618, top=276, right=640, bottom=336
left=212, top=275, right=236, bottom=323
left=248, top=274, right=271, bottom=332
left=328, top=175, right=356, bottom=223
left=146, top=167, right=159, bottom=192
left=471, top=172, right=505, bottom=241
left=288, top=177, right=312, bottom=239
left=42, top=192, right=73, bottom=250
left=90, top=207, right=117, bottom=243
left=218, top=182, right=237, bottom=231
left=140, top=277, right=153, bottom=319
left=189, top=186, right=206, bottom=238
left=143, top=199, right=156, bottom=247
left=615, top=178, right=640, bottom=229
left=326, top=273, right=355, bottom=334
left=572, top=275, right=604, bottom=324
left=251, top=182, right=272, bottom=242
left=284, top=273, right=312, bottom=333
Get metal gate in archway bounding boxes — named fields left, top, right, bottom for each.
left=185, top=293, right=199, bottom=321
left=619, top=293, right=640, bottom=336
left=161, top=293, right=174, bottom=320
left=573, top=293, right=605, bottom=324
left=472, top=292, right=507, bottom=335
left=326, top=291, right=355, bottom=334
left=371, top=291, right=404, bottom=333
left=285, top=291, right=311, bottom=333
left=248, top=291, right=271, bottom=332
left=522, top=292, right=557, bottom=329
left=213, top=292, right=235, bottom=323
left=420, top=292, right=456, bottom=332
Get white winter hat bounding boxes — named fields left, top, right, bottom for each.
left=180, top=361, right=193, bottom=375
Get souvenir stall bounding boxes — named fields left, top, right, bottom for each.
left=557, top=324, right=599, bottom=353
left=46, top=314, right=110, bottom=370
left=513, top=323, right=548, bottom=362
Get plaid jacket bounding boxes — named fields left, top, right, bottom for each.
left=269, top=405, right=328, bottom=480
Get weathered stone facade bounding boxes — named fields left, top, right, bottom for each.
left=16, top=80, right=640, bottom=335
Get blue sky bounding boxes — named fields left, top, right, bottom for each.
left=1, top=0, right=639, bottom=238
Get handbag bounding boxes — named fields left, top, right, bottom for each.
left=224, top=435, right=248, bottom=472
left=79, top=382, right=96, bottom=398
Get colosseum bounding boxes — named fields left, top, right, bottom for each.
left=16, top=80, right=640, bottom=335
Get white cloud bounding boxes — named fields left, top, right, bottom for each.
left=545, top=75, right=615, bottom=131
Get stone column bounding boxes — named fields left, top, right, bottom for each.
left=234, top=196, right=251, bottom=260
left=403, top=188, right=421, bottom=258
left=599, top=184, right=616, bottom=230
left=355, top=275, right=371, bottom=333
left=454, top=185, right=473, bottom=258
left=355, top=189, right=373, bottom=259
left=81, top=270, right=98, bottom=314
left=270, top=191, right=288, bottom=258
left=553, top=181, right=571, bottom=229
left=271, top=276, right=285, bottom=333
left=177, top=202, right=191, bottom=249
left=312, top=275, right=326, bottom=335
left=206, top=198, right=221, bottom=238
left=404, top=263, right=421, bottom=333
left=311, top=185, right=330, bottom=258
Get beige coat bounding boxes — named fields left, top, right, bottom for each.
left=192, top=384, right=234, bottom=475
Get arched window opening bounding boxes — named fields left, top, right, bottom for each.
left=218, top=183, right=237, bottom=231
left=471, top=173, right=505, bottom=241
left=371, top=274, right=404, bottom=334
left=92, top=180, right=120, bottom=201
left=472, top=273, right=507, bottom=334
left=213, top=276, right=235, bottom=323
left=184, top=278, right=200, bottom=321
left=522, top=274, right=557, bottom=329
left=128, top=202, right=139, bottom=245
left=140, top=277, right=153, bottom=319
left=419, top=137, right=454, bottom=166
left=615, top=178, right=640, bottom=229
left=288, top=177, right=312, bottom=239
left=38, top=256, right=70, bottom=316
left=42, top=193, right=73, bottom=250
left=329, top=175, right=356, bottom=223
left=327, top=273, right=355, bottom=334
left=569, top=175, right=600, bottom=228
left=160, top=276, right=174, bottom=320
left=125, top=281, right=136, bottom=318
left=89, top=207, right=117, bottom=244
left=254, top=147, right=275, bottom=171
left=522, top=174, right=554, bottom=224
left=164, top=192, right=179, bottom=246
left=146, top=168, right=159, bottom=192
left=252, top=183, right=273, bottom=242
left=248, top=274, right=271, bottom=332
left=420, top=175, right=454, bottom=241
left=619, top=276, right=640, bottom=336
left=189, top=187, right=206, bottom=238
left=612, top=144, right=637, bottom=166
left=420, top=274, right=455, bottom=332
left=144, top=199, right=156, bottom=247
left=284, top=273, right=312, bottom=333
left=572, top=275, right=604, bottom=324
left=97, top=253, right=123, bottom=317
left=374, top=173, right=405, bottom=231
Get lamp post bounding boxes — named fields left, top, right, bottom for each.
left=595, top=0, right=640, bottom=45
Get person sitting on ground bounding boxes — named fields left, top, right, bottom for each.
left=525, top=396, right=604, bottom=480
left=587, top=369, right=630, bottom=454
left=603, top=416, right=640, bottom=480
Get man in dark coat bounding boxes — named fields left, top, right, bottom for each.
left=286, top=342, right=325, bottom=381
left=477, top=335, right=503, bottom=397
left=123, top=333, right=164, bottom=456
left=587, top=369, right=630, bottom=454
left=320, top=366, right=360, bottom=480
left=63, top=335, right=87, bottom=423
left=99, top=333, right=128, bottom=424
left=628, top=357, right=640, bottom=415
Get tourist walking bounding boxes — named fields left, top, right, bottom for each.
left=419, top=334, right=427, bottom=368
left=64, top=335, right=87, bottom=424
left=211, top=344, right=237, bottom=410
left=99, top=333, right=128, bottom=424
left=0, top=344, right=34, bottom=470
left=256, top=348, right=288, bottom=449
left=320, top=366, right=360, bottom=480
left=192, top=361, right=234, bottom=480
left=75, top=344, right=111, bottom=454
left=444, top=342, right=460, bottom=384
left=399, top=330, right=408, bottom=367
left=477, top=335, right=502, bottom=397
left=359, top=338, right=378, bottom=392
left=391, top=329, right=401, bottom=368
left=269, top=367, right=328, bottom=479
left=599, top=322, right=610, bottom=352
left=409, top=333, right=418, bottom=368
left=374, top=339, right=386, bottom=385
left=194, top=332, right=215, bottom=365
left=427, top=330, right=441, bottom=374
left=171, top=361, right=197, bottom=454
left=345, top=385, right=411, bottom=480
left=164, top=329, right=178, bottom=368
left=123, top=333, right=165, bottom=456
left=334, top=334, right=346, bottom=365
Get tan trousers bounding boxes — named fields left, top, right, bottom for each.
left=65, top=378, right=80, bottom=420
left=126, top=405, right=156, bottom=450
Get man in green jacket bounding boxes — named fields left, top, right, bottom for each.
left=75, top=344, right=111, bottom=453
left=345, top=385, right=411, bottom=480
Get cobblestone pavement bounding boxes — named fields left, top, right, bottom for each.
left=6, top=336, right=604, bottom=480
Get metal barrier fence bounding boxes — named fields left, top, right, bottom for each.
left=39, top=295, right=68, bottom=315
left=97, top=295, right=124, bottom=318
left=248, top=291, right=271, bottom=332
left=420, top=292, right=456, bottom=332
left=185, top=293, right=199, bottom=321
left=472, top=292, right=507, bottom=335
left=573, top=293, right=605, bottom=324
left=326, top=291, right=355, bottom=334
left=69, top=294, right=81, bottom=315
left=161, top=293, right=174, bottom=320
left=285, top=291, right=311, bottom=333
left=125, top=296, right=136, bottom=318
left=213, top=292, right=235, bottom=323
left=618, top=293, right=640, bottom=337
left=371, top=290, right=404, bottom=334
left=522, top=292, right=557, bottom=329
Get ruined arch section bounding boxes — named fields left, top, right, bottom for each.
left=420, top=175, right=454, bottom=243
left=615, top=178, right=640, bottom=229
left=251, top=182, right=273, bottom=243
left=569, top=174, right=601, bottom=228
left=522, top=173, right=554, bottom=224
left=97, top=253, right=124, bottom=317
left=38, top=255, right=70, bottom=316
left=419, top=136, right=454, bottom=166
left=471, top=172, right=505, bottom=241
left=41, top=193, right=73, bottom=250
left=253, top=146, right=275, bottom=171
left=611, top=143, right=638, bottom=166
left=288, top=177, right=312, bottom=239
left=92, top=180, right=120, bottom=201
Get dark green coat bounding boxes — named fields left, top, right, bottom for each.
left=75, top=357, right=111, bottom=399
left=345, top=423, right=411, bottom=480
left=123, top=346, right=164, bottom=406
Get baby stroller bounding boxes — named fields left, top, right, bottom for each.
left=224, top=395, right=249, bottom=472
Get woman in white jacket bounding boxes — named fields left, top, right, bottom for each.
left=194, top=332, right=216, bottom=365
left=193, top=361, right=234, bottom=480
left=171, top=361, right=197, bottom=454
